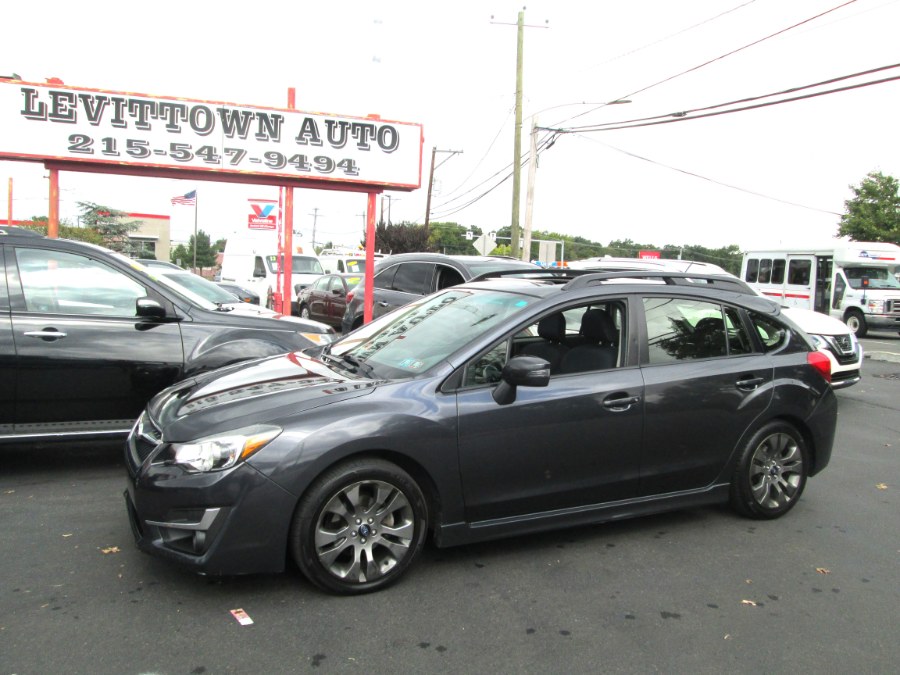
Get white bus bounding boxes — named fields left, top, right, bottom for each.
left=741, top=242, right=900, bottom=337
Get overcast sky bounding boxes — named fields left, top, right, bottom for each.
left=3, top=0, right=899, bottom=260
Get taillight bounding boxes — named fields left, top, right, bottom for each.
left=346, top=291, right=355, bottom=302
left=807, top=351, right=831, bottom=383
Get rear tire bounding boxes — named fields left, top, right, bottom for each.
left=845, top=309, right=867, bottom=338
left=290, top=458, right=428, bottom=595
left=730, top=421, right=808, bottom=520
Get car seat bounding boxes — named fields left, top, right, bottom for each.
left=559, top=309, right=618, bottom=373
left=520, top=313, right=570, bottom=373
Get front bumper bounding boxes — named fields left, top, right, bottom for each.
left=864, top=313, right=900, bottom=331
left=124, top=431, right=297, bottom=576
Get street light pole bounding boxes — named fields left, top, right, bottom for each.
left=522, top=116, right=538, bottom=262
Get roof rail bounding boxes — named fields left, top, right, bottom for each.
left=470, top=268, right=596, bottom=283
left=562, top=270, right=753, bottom=293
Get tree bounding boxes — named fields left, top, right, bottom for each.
left=170, top=244, right=190, bottom=268
left=19, top=216, right=104, bottom=245
left=427, top=221, right=477, bottom=255
left=837, top=170, right=900, bottom=245
left=172, top=230, right=217, bottom=269
left=363, top=221, right=430, bottom=254
left=77, top=201, right=142, bottom=253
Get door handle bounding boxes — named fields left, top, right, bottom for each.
left=377, top=301, right=389, bottom=307
left=736, top=376, right=765, bottom=391
left=24, top=329, right=68, bottom=341
left=602, top=395, right=640, bottom=411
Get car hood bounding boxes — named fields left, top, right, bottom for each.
left=149, top=351, right=376, bottom=438
left=780, top=307, right=851, bottom=337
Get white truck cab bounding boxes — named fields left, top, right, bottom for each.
left=741, top=242, right=900, bottom=337
left=220, top=238, right=323, bottom=315
left=318, top=248, right=385, bottom=276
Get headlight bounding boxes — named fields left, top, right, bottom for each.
left=867, top=300, right=885, bottom=313
left=169, top=424, right=281, bottom=473
left=808, top=334, right=826, bottom=350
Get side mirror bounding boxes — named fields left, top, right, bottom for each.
left=492, top=355, right=551, bottom=405
left=136, top=297, right=166, bottom=319
left=861, top=276, right=870, bottom=289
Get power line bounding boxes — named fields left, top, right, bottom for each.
left=551, top=69, right=900, bottom=133
left=574, top=0, right=759, bottom=75
left=553, top=0, right=860, bottom=128
left=571, top=133, right=842, bottom=216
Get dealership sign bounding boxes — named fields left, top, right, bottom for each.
left=0, top=80, right=423, bottom=190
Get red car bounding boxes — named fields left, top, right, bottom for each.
left=297, top=273, right=361, bottom=329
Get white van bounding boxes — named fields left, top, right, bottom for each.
left=567, top=255, right=863, bottom=388
left=741, top=242, right=900, bottom=337
left=220, top=240, right=324, bottom=315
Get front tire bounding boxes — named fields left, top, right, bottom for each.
left=290, top=458, right=428, bottom=595
left=845, top=309, right=867, bottom=337
left=299, top=305, right=311, bottom=319
left=730, top=421, right=808, bottom=519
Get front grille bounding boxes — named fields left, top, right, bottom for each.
left=832, top=334, right=854, bottom=352
left=127, top=413, right=162, bottom=470
left=888, top=299, right=900, bottom=315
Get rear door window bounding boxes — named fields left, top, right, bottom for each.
left=392, top=263, right=433, bottom=295
left=643, top=297, right=751, bottom=363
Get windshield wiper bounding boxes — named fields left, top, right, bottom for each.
left=339, top=353, right=375, bottom=377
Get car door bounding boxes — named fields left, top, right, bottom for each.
left=637, top=296, right=773, bottom=495
left=456, top=300, right=644, bottom=523
left=307, top=276, right=331, bottom=322
left=0, top=248, right=14, bottom=435
left=5, top=244, right=185, bottom=436
left=325, top=275, right=350, bottom=324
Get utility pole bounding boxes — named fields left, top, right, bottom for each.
left=492, top=9, right=547, bottom=258
left=511, top=9, right=524, bottom=257
left=424, top=146, right=462, bottom=231
left=385, top=195, right=400, bottom=225
left=309, top=207, right=320, bottom=252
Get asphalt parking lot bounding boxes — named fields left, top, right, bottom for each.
left=1, top=337, right=898, bottom=674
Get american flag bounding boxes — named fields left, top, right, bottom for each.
left=171, top=190, right=197, bottom=206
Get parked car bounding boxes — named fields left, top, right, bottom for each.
left=0, top=227, right=334, bottom=444
left=216, top=282, right=260, bottom=305
left=136, top=258, right=184, bottom=271
left=125, top=269, right=837, bottom=595
left=297, top=273, right=362, bottom=329
left=567, top=257, right=862, bottom=389
left=340, top=253, right=537, bottom=332
left=136, top=263, right=289, bottom=319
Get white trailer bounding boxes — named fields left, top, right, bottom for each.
left=741, top=241, right=900, bottom=336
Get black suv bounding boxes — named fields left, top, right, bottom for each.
left=340, top=253, right=536, bottom=332
left=126, top=269, right=837, bottom=594
left=0, top=227, right=333, bottom=444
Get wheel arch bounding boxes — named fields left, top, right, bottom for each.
left=287, top=448, right=444, bottom=544
left=718, top=412, right=822, bottom=485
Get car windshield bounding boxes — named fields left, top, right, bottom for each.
left=845, top=266, right=900, bottom=289
left=266, top=255, right=324, bottom=275
left=329, top=288, right=534, bottom=378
